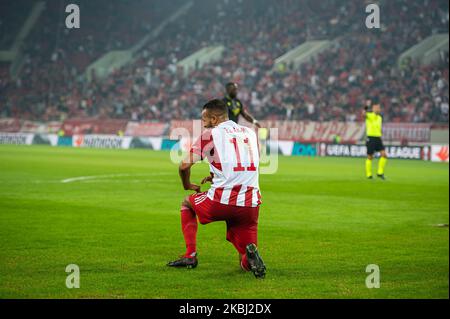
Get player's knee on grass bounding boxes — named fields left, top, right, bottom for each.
left=380, top=150, right=387, bottom=158
left=367, top=154, right=374, bottom=160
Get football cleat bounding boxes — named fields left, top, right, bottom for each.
left=245, top=244, right=266, bottom=279
left=367, top=176, right=373, bottom=180
left=377, top=174, right=386, bottom=180
left=167, top=253, right=198, bottom=269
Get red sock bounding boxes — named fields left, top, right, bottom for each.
left=240, top=254, right=250, bottom=271
left=181, top=207, right=197, bottom=257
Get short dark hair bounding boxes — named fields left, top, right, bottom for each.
left=225, top=82, right=237, bottom=90
left=203, top=99, right=228, bottom=116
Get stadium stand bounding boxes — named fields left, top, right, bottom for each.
left=0, top=0, right=448, bottom=124
left=0, top=0, right=34, bottom=49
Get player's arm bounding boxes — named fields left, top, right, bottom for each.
left=201, top=173, right=213, bottom=184
left=179, top=152, right=201, bottom=192
left=241, top=108, right=261, bottom=128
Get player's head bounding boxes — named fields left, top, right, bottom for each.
left=225, top=82, right=238, bottom=99
left=202, top=99, right=229, bottom=128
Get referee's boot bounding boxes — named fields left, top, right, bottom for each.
left=246, top=244, right=266, bottom=279
left=167, top=252, right=198, bottom=269
left=377, top=174, right=386, bottom=180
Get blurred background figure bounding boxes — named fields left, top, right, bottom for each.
left=223, top=82, right=261, bottom=128
left=364, top=98, right=388, bottom=179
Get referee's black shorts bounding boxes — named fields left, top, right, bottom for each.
left=366, top=136, right=385, bottom=155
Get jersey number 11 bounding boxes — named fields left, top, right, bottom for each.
left=230, top=137, right=256, bottom=172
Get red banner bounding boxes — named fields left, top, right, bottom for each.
left=20, top=121, right=62, bottom=134
left=125, top=122, right=168, bottom=136
left=61, top=119, right=128, bottom=136
left=0, top=118, right=21, bottom=132
left=0, top=118, right=435, bottom=143
left=382, top=123, right=431, bottom=143
left=169, top=120, right=196, bottom=136
left=256, top=120, right=365, bottom=143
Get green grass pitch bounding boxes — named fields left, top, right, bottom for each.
left=0, top=145, right=448, bottom=298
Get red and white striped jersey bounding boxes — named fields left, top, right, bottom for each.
left=190, top=120, right=261, bottom=207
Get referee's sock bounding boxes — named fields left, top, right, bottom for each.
left=378, top=157, right=387, bottom=175
left=365, top=159, right=373, bottom=178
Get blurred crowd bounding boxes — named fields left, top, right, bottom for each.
left=0, top=0, right=448, bottom=123
left=0, top=0, right=31, bottom=49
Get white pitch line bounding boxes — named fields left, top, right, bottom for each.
left=61, top=173, right=170, bottom=184
left=79, top=178, right=172, bottom=184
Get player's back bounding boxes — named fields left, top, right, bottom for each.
left=207, top=120, right=261, bottom=207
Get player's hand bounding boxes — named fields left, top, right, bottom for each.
left=201, top=176, right=213, bottom=184
left=187, top=183, right=201, bottom=193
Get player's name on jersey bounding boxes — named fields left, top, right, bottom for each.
left=224, top=126, right=248, bottom=134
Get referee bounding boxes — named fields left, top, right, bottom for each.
left=364, top=98, right=388, bottom=180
